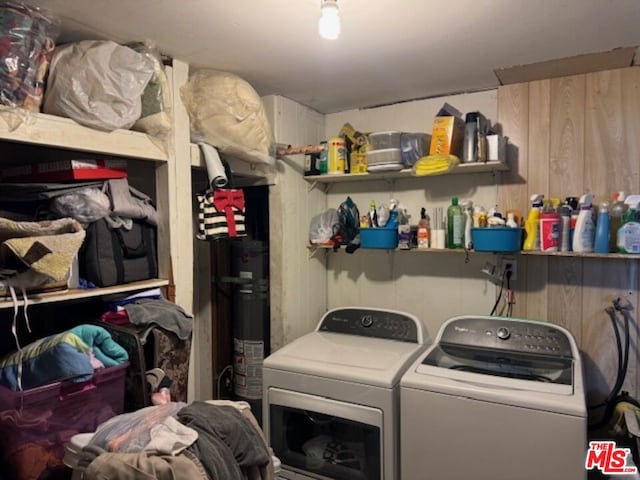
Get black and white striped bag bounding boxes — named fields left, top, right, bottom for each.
left=196, top=188, right=247, bottom=240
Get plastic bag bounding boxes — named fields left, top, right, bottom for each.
left=334, top=197, right=360, bottom=247
left=309, top=208, right=339, bottom=245
left=0, top=1, right=59, bottom=111
left=50, top=187, right=110, bottom=224
left=180, top=69, right=274, bottom=165
left=43, top=40, right=155, bottom=131
left=129, top=41, right=172, bottom=142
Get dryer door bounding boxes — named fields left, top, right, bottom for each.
left=267, top=388, right=382, bottom=480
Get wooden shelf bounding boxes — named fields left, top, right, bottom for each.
left=520, top=251, right=640, bottom=260
left=0, top=278, right=170, bottom=310
left=0, top=110, right=168, bottom=162
left=303, top=160, right=508, bottom=185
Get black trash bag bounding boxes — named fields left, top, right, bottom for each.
left=332, top=196, right=360, bottom=253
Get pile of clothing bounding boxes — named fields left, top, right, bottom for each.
left=75, top=400, right=274, bottom=480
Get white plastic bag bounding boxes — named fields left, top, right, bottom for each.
left=180, top=69, right=274, bottom=165
left=50, top=187, right=110, bottom=224
left=43, top=40, right=155, bottom=131
left=309, top=208, right=339, bottom=245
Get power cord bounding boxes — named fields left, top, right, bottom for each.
left=588, top=299, right=637, bottom=431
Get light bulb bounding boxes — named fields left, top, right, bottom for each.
left=319, top=0, right=340, bottom=40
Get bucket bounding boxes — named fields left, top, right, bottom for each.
left=63, top=433, right=94, bottom=479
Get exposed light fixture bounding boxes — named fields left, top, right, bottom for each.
left=319, top=0, right=340, bottom=40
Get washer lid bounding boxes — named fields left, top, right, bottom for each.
left=263, top=331, right=427, bottom=388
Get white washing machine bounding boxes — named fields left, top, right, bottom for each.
left=263, top=307, right=429, bottom=480
left=400, top=315, right=587, bottom=480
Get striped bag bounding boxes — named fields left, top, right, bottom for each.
left=196, top=188, right=247, bottom=240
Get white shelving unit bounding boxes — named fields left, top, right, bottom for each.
left=0, top=60, right=194, bottom=313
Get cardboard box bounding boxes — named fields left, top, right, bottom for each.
left=429, top=103, right=464, bottom=157
left=487, top=134, right=507, bottom=162
left=0, top=159, right=127, bottom=182
left=494, top=47, right=636, bottom=85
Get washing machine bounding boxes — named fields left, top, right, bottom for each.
left=263, top=307, right=430, bottom=480
left=400, top=315, right=587, bottom=480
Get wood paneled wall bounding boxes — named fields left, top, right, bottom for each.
left=497, top=67, right=640, bottom=404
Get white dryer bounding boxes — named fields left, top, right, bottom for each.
left=263, top=307, right=429, bottom=480
left=400, top=315, right=587, bottom=480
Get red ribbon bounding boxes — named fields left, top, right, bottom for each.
left=212, top=189, right=245, bottom=236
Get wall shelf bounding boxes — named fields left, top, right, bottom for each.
left=0, top=110, right=168, bottom=162
left=0, top=278, right=170, bottom=310
left=520, top=251, right=640, bottom=260
left=303, top=160, right=508, bottom=185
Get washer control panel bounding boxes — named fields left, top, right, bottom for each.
left=440, top=317, right=573, bottom=358
left=318, top=308, right=419, bottom=343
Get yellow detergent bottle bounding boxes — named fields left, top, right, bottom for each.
left=523, top=194, right=544, bottom=251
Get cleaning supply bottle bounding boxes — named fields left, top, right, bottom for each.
left=617, top=195, right=640, bottom=253
left=573, top=193, right=595, bottom=253
left=369, top=200, right=378, bottom=227
left=462, top=200, right=473, bottom=249
left=506, top=212, right=518, bottom=228
left=560, top=202, right=572, bottom=252
left=417, top=207, right=430, bottom=249
left=523, top=194, right=543, bottom=251
left=566, top=196, right=579, bottom=251
left=609, top=192, right=626, bottom=253
left=594, top=202, right=610, bottom=254
left=447, top=196, right=464, bottom=249
left=540, top=198, right=560, bottom=252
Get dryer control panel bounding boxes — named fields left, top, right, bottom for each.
left=440, top=317, right=573, bottom=358
left=317, top=308, right=419, bottom=343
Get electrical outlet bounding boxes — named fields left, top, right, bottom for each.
left=501, top=257, right=517, bottom=281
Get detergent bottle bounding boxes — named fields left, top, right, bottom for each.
left=572, top=194, right=595, bottom=253
left=523, top=194, right=543, bottom=251
left=539, top=198, right=560, bottom=252
left=617, top=194, right=640, bottom=253
left=462, top=200, right=473, bottom=249
left=594, top=202, right=610, bottom=254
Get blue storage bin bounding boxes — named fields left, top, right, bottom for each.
left=471, top=227, right=522, bottom=252
left=360, top=227, right=399, bottom=249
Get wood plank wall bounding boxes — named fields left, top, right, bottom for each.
left=497, top=67, right=640, bottom=405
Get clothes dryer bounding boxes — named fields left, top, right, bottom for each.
left=263, top=307, right=429, bottom=480
left=400, top=315, right=587, bottom=480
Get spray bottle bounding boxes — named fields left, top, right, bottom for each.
left=609, top=192, right=626, bottom=253
left=572, top=194, right=595, bottom=253
left=523, top=194, right=544, bottom=251
left=617, top=194, right=640, bottom=253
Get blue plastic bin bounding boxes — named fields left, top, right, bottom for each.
left=471, top=227, right=522, bottom=252
left=360, top=227, right=399, bottom=249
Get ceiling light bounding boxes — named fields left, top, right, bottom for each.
left=319, top=0, right=340, bottom=40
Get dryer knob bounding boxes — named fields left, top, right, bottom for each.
left=361, top=315, right=374, bottom=327
left=497, top=327, right=510, bottom=340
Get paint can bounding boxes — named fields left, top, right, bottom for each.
left=327, top=137, right=346, bottom=174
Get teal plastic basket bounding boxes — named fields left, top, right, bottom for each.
left=360, top=227, right=399, bottom=249
left=471, top=227, right=522, bottom=253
